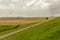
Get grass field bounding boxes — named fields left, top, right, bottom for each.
left=1, top=17, right=60, bottom=40
left=0, top=18, right=45, bottom=36
left=0, top=22, right=42, bottom=36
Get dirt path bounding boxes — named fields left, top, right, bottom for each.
left=0, top=17, right=56, bottom=39
left=0, top=23, right=41, bottom=39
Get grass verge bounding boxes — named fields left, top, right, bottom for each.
left=1, top=17, right=60, bottom=40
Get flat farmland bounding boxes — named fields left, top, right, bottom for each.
left=0, top=18, right=45, bottom=36
left=0, top=18, right=44, bottom=25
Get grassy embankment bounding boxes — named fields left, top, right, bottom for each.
left=1, top=17, right=60, bottom=40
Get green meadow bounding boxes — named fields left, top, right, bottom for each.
left=1, top=17, right=60, bottom=40
left=0, top=21, right=41, bottom=36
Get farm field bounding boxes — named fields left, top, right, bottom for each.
left=0, top=17, right=45, bottom=36
left=0, top=22, right=41, bottom=36
left=1, top=17, right=60, bottom=40
left=0, top=17, right=45, bottom=25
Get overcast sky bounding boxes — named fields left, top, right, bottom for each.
left=0, top=0, right=60, bottom=17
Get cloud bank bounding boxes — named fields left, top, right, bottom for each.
left=0, top=0, right=60, bottom=17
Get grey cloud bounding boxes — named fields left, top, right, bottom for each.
left=0, top=0, right=60, bottom=17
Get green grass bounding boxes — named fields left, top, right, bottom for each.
left=0, top=25, right=15, bottom=35
left=0, top=21, right=42, bottom=36
left=0, top=25, right=14, bottom=32
left=1, top=17, right=60, bottom=40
